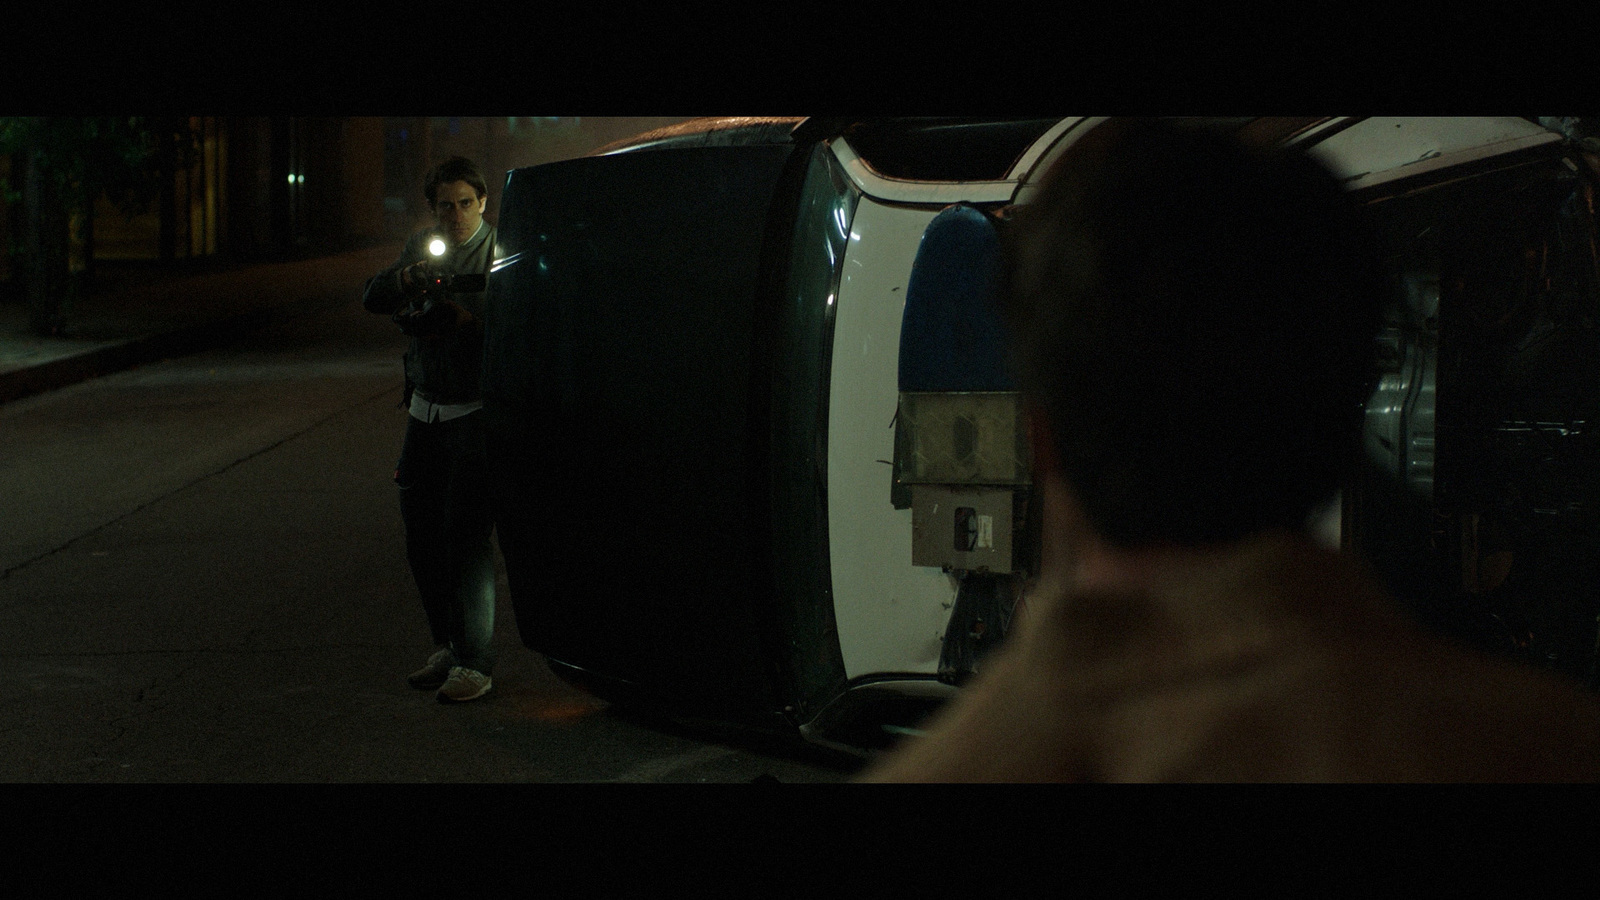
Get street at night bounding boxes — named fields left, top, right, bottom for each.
left=0, top=248, right=859, bottom=782
left=8, top=116, right=1600, bottom=792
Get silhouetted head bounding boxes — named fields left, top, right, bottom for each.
left=1001, top=117, right=1391, bottom=548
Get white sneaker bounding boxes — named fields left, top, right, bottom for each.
left=407, top=648, right=455, bottom=689
left=436, top=666, right=492, bottom=703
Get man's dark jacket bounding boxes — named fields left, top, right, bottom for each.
left=363, top=223, right=497, bottom=404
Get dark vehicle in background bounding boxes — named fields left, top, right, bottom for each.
left=481, top=116, right=1600, bottom=755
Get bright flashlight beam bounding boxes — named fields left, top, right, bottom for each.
left=429, top=238, right=447, bottom=257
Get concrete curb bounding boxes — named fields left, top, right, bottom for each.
left=0, top=310, right=272, bottom=407
left=0, top=247, right=395, bottom=408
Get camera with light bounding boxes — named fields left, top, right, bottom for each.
left=391, top=236, right=486, bottom=336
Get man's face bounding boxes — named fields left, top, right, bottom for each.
left=433, top=179, right=486, bottom=246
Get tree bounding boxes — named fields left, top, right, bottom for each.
left=0, top=117, right=196, bottom=336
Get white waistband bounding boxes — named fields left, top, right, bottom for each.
left=409, top=391, right=483, bottom=423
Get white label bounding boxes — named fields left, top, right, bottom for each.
left=977, top=515, right=993, bottom=549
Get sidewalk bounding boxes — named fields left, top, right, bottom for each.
left=0, top=244, right=401, bottom=406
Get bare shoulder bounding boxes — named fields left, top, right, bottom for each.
left=1372, top=637, right=1600, bottom=781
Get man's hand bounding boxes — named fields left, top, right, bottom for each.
left=400, top=260, right=437, bottom=295
left=393, top=299, right=471, bottom=337
left=450, top=300, right=477, bottom=329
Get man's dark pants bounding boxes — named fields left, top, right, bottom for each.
left=395, top=411, right=496, bottom=676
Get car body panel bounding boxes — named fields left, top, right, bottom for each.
left=484, top=142, right=800, bottom=722
left=483, top=116, right=1600, bottom=753
left=1297, top=116, right=1562, bottom=190
left=825, top=192, right=960, bottom=679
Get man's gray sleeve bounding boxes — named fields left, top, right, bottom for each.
left=363, top=234, right=426, bottom=315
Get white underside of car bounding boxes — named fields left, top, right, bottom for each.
left=820, top=116, right=1567, bottom=686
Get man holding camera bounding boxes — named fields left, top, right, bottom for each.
left=363, top=156, right=499, bottom=703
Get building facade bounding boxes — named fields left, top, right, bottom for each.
left=1, top=116, right=693, bottom=291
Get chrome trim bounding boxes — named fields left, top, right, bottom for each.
left=1012, top=116, right=1110, bottom=206
left=829, top=137, right=1019, bottom=205
left=1006, top=116, right=1089, bottom=181
left=798, top=676, right=959, bottom=757
left=1281, top=116, right=1365, bottom=151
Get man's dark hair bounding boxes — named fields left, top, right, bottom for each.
left=424, top=156, right=488, bottom=204
left=1001, top=117, right=1391, bottom=548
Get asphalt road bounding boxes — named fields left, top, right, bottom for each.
left=0, top=257, right=860, bottom=783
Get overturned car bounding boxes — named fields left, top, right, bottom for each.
left=480, top=116, right=1600, bottom=754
